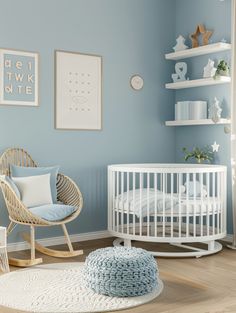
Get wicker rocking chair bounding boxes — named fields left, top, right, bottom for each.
left=0, top=148, right=83, bottom=267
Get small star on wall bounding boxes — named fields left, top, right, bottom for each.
left=211, top=141, right=220, bottom=152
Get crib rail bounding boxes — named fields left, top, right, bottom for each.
left=108, top=164, right=227, bottom=244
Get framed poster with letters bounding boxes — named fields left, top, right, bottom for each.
left=55, top=50, right=102, bottom=130
left=0, top=49, right=39, bottom=106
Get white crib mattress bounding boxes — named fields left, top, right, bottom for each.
left=114, top=189, right=222, bottom=217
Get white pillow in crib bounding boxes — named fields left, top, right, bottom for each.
left=12, top=173, right=53, bottom=207
left=182, top=181, right=207, bottom=197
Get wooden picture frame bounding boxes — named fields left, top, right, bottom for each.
left=0, top=48, right=39, bottom=106
left=55, top=50, right=102, bottom=130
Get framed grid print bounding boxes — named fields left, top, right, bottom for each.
left=55, top=50, right=102, bottom=130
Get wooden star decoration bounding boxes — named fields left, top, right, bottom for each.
left=190, top=24, right=213, bottom=48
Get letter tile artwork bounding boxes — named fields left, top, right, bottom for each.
left=0, top=49, right=38, bottom=106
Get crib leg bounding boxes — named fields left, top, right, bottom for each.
left=207, top=240, right=215, bottom=251
left=195, top=241, right=215, bottom=258
left=124, top=239, right=132, bottom=247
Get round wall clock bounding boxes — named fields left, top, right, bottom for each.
left=130, top=75, right=144, bottom=90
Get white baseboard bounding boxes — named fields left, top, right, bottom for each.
left=7, top=230, right=111, bottom=252
left=7, top=230, right=234, bottom=253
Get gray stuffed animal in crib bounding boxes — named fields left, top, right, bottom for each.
left=180, top=181, right=208, bottom=197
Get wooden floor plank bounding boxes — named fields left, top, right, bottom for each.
left=0, top=238, right=235, bottom=313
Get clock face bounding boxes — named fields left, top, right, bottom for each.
left=130, top=75, right=144, bottom=90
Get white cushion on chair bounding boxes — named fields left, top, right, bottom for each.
left=10, top=164, right=60, bottom=203
left=12, top=173, right=53, bottom=207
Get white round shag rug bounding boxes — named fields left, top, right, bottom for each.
left=0, top=262, right=163, bottom=313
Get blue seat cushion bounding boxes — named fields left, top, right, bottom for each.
left=10, top=165, right=60, bottom=203
left=29, top=204, right=76, bottom=222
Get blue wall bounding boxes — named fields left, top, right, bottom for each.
left=0, top=0, right=176, bottom=242
left=174, top=0, right=233, bottom=233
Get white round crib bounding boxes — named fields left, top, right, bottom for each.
left=108, top=164, right=227, bottom=258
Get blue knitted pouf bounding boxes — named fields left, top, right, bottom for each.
left=84, top=246, right=158, bottom=297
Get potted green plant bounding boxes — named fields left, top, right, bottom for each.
left=182, top=146, right=214, bottom=164
left=214, top=60, right=230, bottom=78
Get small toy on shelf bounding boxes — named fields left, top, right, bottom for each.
left=173, top=35, right=189, bottom=52
left=220, top=38, right=227, bottom=43
left=190, top=24, right=213, bottom=48
left=208, top=97, right=222, bottom=123
left=172, top=62, right=188, bottom=83
left=203, top=59, right=217, bottom=78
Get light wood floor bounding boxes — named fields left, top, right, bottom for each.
left=0, top=238, right=236, bottom=313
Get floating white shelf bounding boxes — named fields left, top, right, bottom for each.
left=165, top=42, right=231, bottom=60
left=165, top=118, right=231, bottom=126
left=165, top=76, right=231, bottom=90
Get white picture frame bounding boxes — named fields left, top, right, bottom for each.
left=0, top=48, right=39, bottom=106
left=55, top=50, right=102, bottom=130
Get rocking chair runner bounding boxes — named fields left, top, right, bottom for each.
left=0, top=148, right=83, bottom=267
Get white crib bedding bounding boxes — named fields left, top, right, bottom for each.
left=114, top=188, right=221, bottom=217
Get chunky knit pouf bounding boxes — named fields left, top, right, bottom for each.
left=84, top=246, right=158, bottom=297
